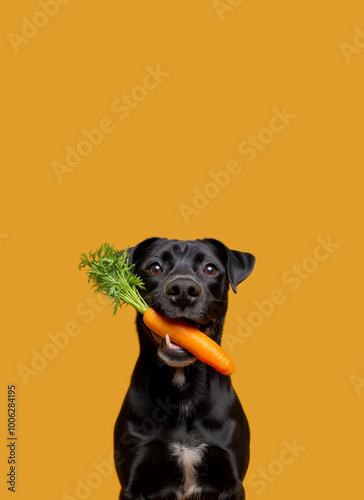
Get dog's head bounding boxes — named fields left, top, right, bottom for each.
left=128, top=238, right=255, bottom=368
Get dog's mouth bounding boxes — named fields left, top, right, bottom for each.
left=181, top=317, right=216, bottom=334
left=163, top=318, right=215, bottom=348
left=148, top=316, right=217, bottom=368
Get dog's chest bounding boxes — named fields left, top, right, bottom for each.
left=166, top=368, right=206, bottom=496
left=169, top=442, right=207, bottom=497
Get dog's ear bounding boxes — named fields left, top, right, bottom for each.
left=127, top=237, right=166, bottom=266
left=200, top=238, right=255, bottom=293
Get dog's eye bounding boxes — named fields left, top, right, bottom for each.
left=149, top=263, right=163, bottom=275
left=204, top=264, right=217, bottom=276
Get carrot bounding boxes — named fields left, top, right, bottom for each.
left=78, top=243, right=235, bottom=375
left=143, top=308, right=234, bottom=375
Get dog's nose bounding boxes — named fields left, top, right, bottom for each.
left=165, top=277, right=201, bottom=309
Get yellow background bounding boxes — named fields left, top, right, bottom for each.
left=1, top=1, right=363, bottom=499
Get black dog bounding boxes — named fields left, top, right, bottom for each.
left=114, top=238, right=255, bottom=499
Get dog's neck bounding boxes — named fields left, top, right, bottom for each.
left=128, top=316, right=233, bottom=423
left=130, top=355, right=232, bottom=422
left=171, top=367, right=187, bottom=389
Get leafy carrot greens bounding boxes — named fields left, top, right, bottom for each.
left=79, top=243, right=236, bottom=375
left=78, top=243, right=148, bottom=315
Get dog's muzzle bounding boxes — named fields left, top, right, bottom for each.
left=165, top=275, right=202, bottom=310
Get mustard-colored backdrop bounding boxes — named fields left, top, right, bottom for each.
left=1, top=1, right=363, bottom=499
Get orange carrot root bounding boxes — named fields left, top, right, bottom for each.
left=143, top=307, right=234, bottom=375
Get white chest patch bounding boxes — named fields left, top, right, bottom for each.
left=169, top=442, right=207, bottom=496
left=172, top=367, right=186, bottom=389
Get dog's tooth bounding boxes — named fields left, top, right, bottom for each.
left=166, top=334, right=171, bottom=347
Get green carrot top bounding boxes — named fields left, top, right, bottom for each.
left=78, top=243, right=148, bottom=315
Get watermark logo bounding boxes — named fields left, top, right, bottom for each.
left=224, top=236, right=340, bottom=353
left=350, top=373, right=364, bottom=395
left=340, top=26, right=364, bottom=63
left=213, top=0, right=244, bottom=21
left=246, top=439, right=306, bottom=496
left=237, top=107, right=296, bottom=162
left=51, top=119, right=116, bottom=182
left=179, top=106, right=296, bottom=224
left=62, top=396, right=180, bottom=499
left=61, top=454, right=115, bottom=500
left=7, top=0, right=72, bottom=54
left=17, top=293, right=109, bottom=386
left=178, top=161, right=242, bottom=223
left=52, top=65, right=170, bottom=183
